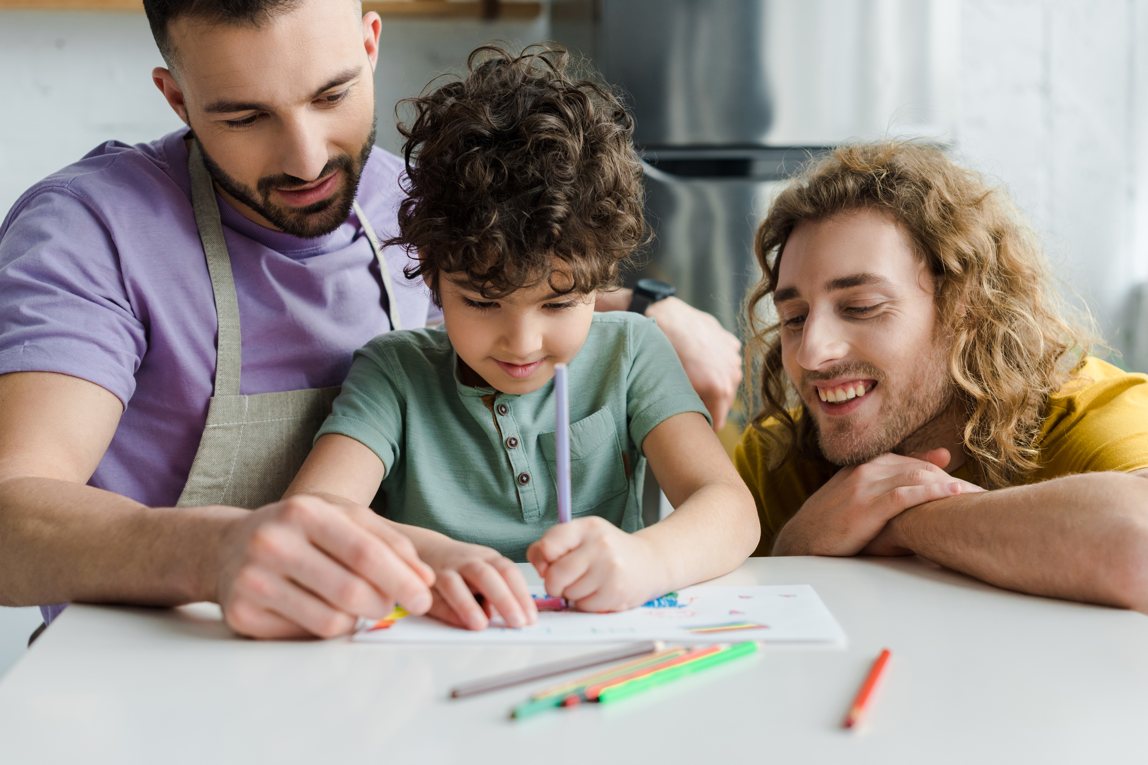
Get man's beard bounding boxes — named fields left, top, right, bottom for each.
left=194, top=117, right=376, bottom=239
left=805, top=351, right=954, bottom=467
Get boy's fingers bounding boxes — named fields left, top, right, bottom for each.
left=491, top=556, right=538, bottom=623
left=433, top=571, right=489, bottom=631
left=542, top=541, right=597, bottom=599
left=463, top=563, right=528, bottom=628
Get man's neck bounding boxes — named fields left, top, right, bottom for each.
left=896, top=397, right=969, bottom=473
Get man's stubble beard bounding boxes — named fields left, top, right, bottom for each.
left=193, top=115, right=377, bottom=239
left=810, top=343, right=955, bottom=467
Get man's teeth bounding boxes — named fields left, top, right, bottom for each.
left=817, top=383, right=871, bottom=403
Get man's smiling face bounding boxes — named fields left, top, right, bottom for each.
left=774, top=208, right=954, bottom=465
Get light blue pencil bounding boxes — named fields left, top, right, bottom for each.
left=554, top=363, right=572, bottom=523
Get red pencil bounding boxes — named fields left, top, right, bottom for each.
left=843, top=648, right=891, bottom=729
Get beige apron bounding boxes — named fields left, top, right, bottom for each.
left=177, top=142, right=399, bottom=508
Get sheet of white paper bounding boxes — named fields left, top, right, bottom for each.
left=353, top=585, right=846, bottom=645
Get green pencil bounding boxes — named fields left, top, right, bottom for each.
left=594, top=641, right=758, bottom=705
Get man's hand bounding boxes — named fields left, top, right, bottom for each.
left=526, top=517, right=667, bottom=613
left=417, top=538, right=537, bottom=631
left=215, top=496, right=435, bottom=640
left=772, top=449, right=984, bottom=557
left=645, top=297, right=742, bottom=430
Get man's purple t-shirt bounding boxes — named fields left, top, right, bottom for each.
left=0, top=130, right=436, bottom=621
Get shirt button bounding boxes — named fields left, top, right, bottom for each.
left=505, top=436, right=519, bottom=449
left=496, top=403, right=509, bottom=416
left=517, top=472, right=531, bottom=485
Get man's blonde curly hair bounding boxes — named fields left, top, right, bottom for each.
left=745, top=141, right=1091, bottom=488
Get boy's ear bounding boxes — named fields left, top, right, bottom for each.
left=422, top=271, right=442, bottom=306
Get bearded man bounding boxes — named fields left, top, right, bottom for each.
left=737, top=142, right=1148, bottom=611
left=0, top=0, right=741, bottom=640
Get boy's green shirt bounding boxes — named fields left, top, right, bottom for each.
left=317, top=312, right=709, bottom=561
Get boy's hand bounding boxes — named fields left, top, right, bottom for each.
left=418, top=538, right=537, bottom=631
left=526, top=517, right=667, bottom=613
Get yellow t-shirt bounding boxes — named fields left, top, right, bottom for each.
left=734, top=357, right=1148, bottom=557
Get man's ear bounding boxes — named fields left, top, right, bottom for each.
left=152, top=67, right=190, bottom=125
left=362, top=11, right=382, bottom=71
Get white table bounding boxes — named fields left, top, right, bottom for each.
left=1, top=557, right=1145, bottom=764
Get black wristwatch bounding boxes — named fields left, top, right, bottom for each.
left=628, top=277, right=677, bottom=315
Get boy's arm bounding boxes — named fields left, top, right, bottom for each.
left=871, top=470, right=1148, bottom=612
left=636, top=411, right=761, bottom=585
left=287, top=434, right=536, bottom=630
left=595, top=291, right=741, bottom=430
left=0, top=372, right=433, bottom=638
left=528, top=411, right=760, bottom=610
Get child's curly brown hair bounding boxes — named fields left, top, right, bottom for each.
left=388, top=44, right=648, bottom=302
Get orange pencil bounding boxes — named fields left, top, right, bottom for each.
left=843, top=648, right=891, bottom=729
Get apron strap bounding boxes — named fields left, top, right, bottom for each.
left=354, top=201, right=402, bottom=331
left=188, top=141, right=244, bottom=397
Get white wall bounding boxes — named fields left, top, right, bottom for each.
left=957, top=0, right=1147, bottom=370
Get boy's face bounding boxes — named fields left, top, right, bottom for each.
left=773, top=208, right=955, bottom=465
left=439, top=271, right=597, bottom=395
left=153, top=0, right=379, bottom=237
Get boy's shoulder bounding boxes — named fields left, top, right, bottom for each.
left=358, top=326, right=452, bottom=363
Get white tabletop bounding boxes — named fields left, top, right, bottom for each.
left=1, top=556, right=1145, bottom=764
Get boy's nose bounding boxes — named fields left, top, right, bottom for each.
left=502, top=320, right=543, bottom=359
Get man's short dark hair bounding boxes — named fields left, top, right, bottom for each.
left=143, top=0, right=307, bottom=66
left=389, top=44, right=648, bottom=302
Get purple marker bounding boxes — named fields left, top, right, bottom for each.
left=554, top=363, right=572, bottom=524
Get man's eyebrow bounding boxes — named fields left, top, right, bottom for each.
left=825, top=272, right=890, bottom=291
left=773, top=273, right=891, bottom=304
left=203, top=67, right=362, bottom=114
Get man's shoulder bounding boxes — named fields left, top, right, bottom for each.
left=1035, top=356, right=1148, bottom=474
left=736, top=413, right=802, bottom=469
left=359, top=146, right=405, bottom=204
left=4, top=131, right=189, bottom=231
left=1047, top=356, right=1148, bottom=416
left=32, top=132, right=184, bottom=203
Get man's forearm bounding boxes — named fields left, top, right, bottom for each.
left=0, top=477, right=239, bottom=608
left=884, top=471, right=1148, bottom=611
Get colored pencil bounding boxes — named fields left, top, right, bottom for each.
left=595, top=641, right=759, bottom=705
left=554, top=363, right=572, bottom=523
left=843, top=648, right=892, bottom=729
left=450, top=640, right=661, bottom=699
left=529, top=647, right=687, bottom=700
left=511, top=647, right=688, bottom=720
left=576, top=645, right=725, bottom=703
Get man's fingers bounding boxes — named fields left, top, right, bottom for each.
left=911, top=447, right=952, bottom=470
left=224, top=602, right=311, bottom=640
left=701, top=388, right=732, bottom=432
left=883, top=480, right=966, bottom=513
left=298, top=504, right=433, bottom=615
left=361, top=513, right=436, bottom=587
left=226, top=566, right=359, bottom=639
left=247, top=523, right=396, bottom=620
